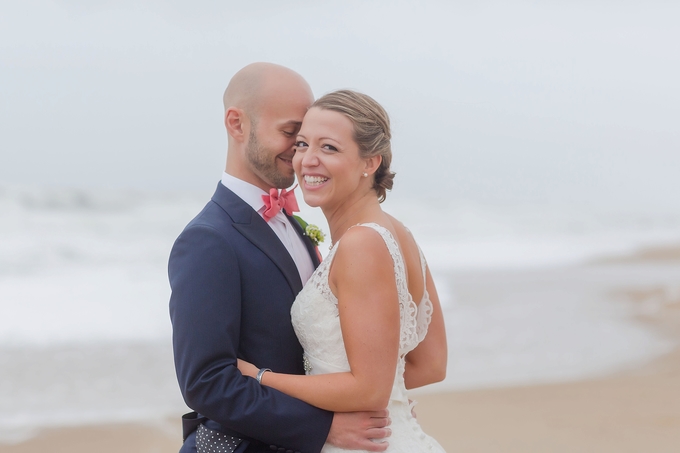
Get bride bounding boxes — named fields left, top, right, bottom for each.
left=238, top=90, right=448, bottom=452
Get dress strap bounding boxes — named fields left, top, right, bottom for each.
left=404, top=225, right=429, bottom=305
left=418, top=246, right=427, bottom=288
left=402, top=226, right=434, bottom=343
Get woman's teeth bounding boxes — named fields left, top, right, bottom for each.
left=304, top=175, right=328, bottom=186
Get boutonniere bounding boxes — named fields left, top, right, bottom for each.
left=293, top=215, right=326, bottom=247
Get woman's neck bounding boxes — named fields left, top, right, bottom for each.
left=323, top=191, right=383, bottom=246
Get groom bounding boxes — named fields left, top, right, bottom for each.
left=169, top=63, right=391, bottom=453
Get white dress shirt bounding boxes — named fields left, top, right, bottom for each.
left=221, top=172, right=315, bottom=284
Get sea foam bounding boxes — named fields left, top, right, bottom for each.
left=1, top=185, right=678, bottom=433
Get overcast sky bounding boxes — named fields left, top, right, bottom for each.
left=1, top=1, right=678, bottom=210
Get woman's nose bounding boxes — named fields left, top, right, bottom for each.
left=301, top=148, right=319, bottom=167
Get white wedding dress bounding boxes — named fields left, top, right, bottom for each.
left=291, top=223, right=446, bottom=453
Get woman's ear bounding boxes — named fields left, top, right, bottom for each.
left=225, top=107, right=248, bottom=143
left=364, top=155, right=383, bottom=176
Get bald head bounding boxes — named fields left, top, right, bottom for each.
left=223, top=62, right=312, bottom=119
left=223, top=63, right=314, bottom=191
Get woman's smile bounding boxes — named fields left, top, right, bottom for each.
left=302, top=174, right=329, bottom=188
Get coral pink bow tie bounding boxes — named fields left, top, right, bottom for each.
left=262, top=185, right=300, bottom=222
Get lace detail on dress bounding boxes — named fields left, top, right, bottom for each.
left=291, top=242, right=348, bottom=371
left=415, top=246, right=434, bottom=343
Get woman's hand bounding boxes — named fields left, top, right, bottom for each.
left=237, top=359, right=259, bottom=379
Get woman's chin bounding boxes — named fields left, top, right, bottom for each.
left=302, top=194, right=323, bottom=208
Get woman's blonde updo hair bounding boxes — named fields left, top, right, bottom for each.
left=311, top=90, right=395, bottom=203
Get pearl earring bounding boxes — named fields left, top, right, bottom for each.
left=362, top=172, right=368, bottom=178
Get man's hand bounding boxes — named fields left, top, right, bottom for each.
left=327, top=410, right=391, bottom=452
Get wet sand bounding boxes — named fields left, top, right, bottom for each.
left=3, top=248, right=680, bottom=453
left=417, top=349, right=680, bottom=453
left=3, top=349, right=678, bottom=453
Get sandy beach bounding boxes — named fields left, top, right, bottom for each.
left=417, top=349, right=680, bottom=453
left=2, top=247, right=679, bottom=453
left=3, top=349, right=678, bottom=453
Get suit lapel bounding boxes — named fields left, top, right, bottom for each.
left=286, top=213, right=321, bottom=268
left=211, top=183, right=303, bottom=295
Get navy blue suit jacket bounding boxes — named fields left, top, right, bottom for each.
left=169, top=182, right=333, bottom=453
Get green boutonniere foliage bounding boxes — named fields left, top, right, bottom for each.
left=293, top=215, right=326, bottom=247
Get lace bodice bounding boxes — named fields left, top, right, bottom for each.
left=291, top=223, right=445, bottom=453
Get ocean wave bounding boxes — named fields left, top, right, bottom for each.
left=0, top=185, right=206, bottom=276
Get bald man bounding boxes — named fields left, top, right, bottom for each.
left=169, top=63, right=391, bottom=453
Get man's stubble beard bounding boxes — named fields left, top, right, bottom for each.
left=246, top=127, right=295, bottom=189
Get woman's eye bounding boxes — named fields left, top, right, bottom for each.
left=322, top=144, right=338, bottom=152
left=294, top=140, right=308, bottom=148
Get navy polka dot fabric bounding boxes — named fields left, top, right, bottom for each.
left=196, top=424, right=243, bottom=453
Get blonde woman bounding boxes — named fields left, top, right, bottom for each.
left=238, top=90, right=447, bottom=452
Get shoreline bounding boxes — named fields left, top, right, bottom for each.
left=2, top=348, right=679, bottom=452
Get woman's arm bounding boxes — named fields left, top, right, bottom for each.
left=239, top=227, right=400, bottom=412
left=403, top=265, right=448, bottom=389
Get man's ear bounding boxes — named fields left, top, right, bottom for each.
left=225, top=107, right=248, bottom=142
left=364, top=155, right=382, bottom=176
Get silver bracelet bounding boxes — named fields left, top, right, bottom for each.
left=256, top=368, right=271, bottom=384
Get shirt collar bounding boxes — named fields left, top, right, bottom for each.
left=221, top=172, right=269, bottom=213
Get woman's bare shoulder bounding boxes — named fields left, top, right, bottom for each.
left=336, top=223, right=390, bottom=255
left=329, top=224, right=397, bottom=294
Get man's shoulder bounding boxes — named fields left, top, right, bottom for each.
left=179, top=199, right=235, bottom=241
left=169, top=201, right=238, bottom=268
left=190, top=198, right=231, bottom=225
left=169, top=183, right=260, bottom=256
left=182, top=184, right=243, bottom=231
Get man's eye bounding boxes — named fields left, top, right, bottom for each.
left=295, top=141, right=308, bottom=148
left=282, top=131, right=294, bottom=137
